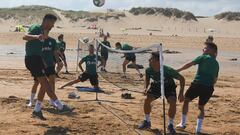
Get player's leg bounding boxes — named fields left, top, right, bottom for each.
left=138, top=84, right=159, bottom=129
left=131, top=56, right=143, bottom=78
left=122, top=59, right=130, bottom=77
left=60, top=72, right=88, bottom=89
left=177, top=83, right=200, bottom=129
left=62, top=53, right=69, bottom=73
left=90, top=74, right=100, bottom=89
left=195, top=85, right=214, bottom=134
left=27, top=79, right=40, bottom=107
left=167, top=96, right=177, bottom=134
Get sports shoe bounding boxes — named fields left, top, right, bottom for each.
left=138, top=120, right=151, bottom=129
left=58, top=105, right=74, bottom=114
left=27, top=102, right=33, bottom=107
left=65, top=71, right=70, bottom=74
left=168, top=124, right=176, bottom=134
left=32, top=111, right=46, bottom=120
left=176, top=123, right=186, bottom=129
left=195, top=132, right=201, bottom=135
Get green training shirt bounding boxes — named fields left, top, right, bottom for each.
left=25, top=24, right=44, bottom=56
left=81, top=54, right=101, bottom=75
left=100, top=41, right=111, bottom=54
left=42, top=37, right=57, bottom=67
left=57, top=41, right=66, bottom=52
left=122, top=44, right=134, bottom=57
left=192, top=54, right=219, bottom=86
left=146, top=65, right=181, bottom=87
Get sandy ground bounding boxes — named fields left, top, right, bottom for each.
left=0, top=14, right=240, bottom=134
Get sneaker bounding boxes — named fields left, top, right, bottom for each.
left=121, top=75, right=127, bottom=78
left=32, top=111, right=46, bottom=120
left=65, top=71, right=70, bottom=74
left=138, top=120, right=151, bottom=129
left=168, top=124, right=176, bottom=134
left=176, top=123, right=186, bottom=129
left=27, top=102, right=33, bottom=107
left=195, top=132, right=201, bottom=135
left=58, top=105, right=74, bottom=114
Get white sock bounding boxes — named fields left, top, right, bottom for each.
left=30, top=93, right=36, bottom=103
left=34, top=100, right=42, bottom=112
left=196, top=118, right=203, bottom=133
left=49, top=99, right=57, bottom=107
left=144, top=114, right=150, bottom=122
left=180, top=114, right=187, bottom=126
left=54, top=99, right=63, bottom=110
left=169, top=118, right=174, bottom=126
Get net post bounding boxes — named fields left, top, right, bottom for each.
left=76, top=39, right=80, bottom=72
left=95, top=39, right=99, bottom=101
left=158, top=43, right=166, bottom=135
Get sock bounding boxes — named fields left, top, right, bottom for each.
left=196, top=118, right=203, bottom=133
left=144, top=114, right=150, bottom=122
left=34, top=100, right=42, bottom=112
left=30, top=93, right=36, bottom=103
left=49, top=99, right=57, bottom=107
left=169, top=118, right=174, bottom=126
left=54, top=99, right=63, bottom=110
left=180, top=114, right=187, bottom=126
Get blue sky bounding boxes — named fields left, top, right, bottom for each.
left=0, top=0, right=239, bottom=16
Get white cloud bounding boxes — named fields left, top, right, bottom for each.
left=0, top=0, right=239, bottom=16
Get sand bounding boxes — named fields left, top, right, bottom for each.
left=0, top=11, right=240, bottom=135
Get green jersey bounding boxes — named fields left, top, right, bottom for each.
left=146, top=65, right=181, bottom=87
left=25, top=24, right=44, bottom=56
left=42, top=37, right=57, bottom=67
left=81, top=54, right=101, bottom=75
left=192, top=54, right=219, bottom=86
left=122, top=44, right=134, bottom=57
left=100, top=41, right=111, bottom=54
left=57, top=41, right=66, bottom=52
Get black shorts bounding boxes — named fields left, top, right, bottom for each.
left=25, top=55, right=46, bottom=78
left=45, top=66, right=56, bottom=76
left=185, top=83, right=214, bottom=106
left=78, top=72, right=98, bottom=86
left=125, top=54, right=136, bottom=62
left=101, top=53, right=108, bottom=61
left=147, top=83, right=177, bottom=99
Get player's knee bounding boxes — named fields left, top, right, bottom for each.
left=144, top=97, right=152, bottom=105
left=168, top=96, right=176, bottom=105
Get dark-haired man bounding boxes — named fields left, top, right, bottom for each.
left=176, top=42, right=219, bottom=134
left=23, top=14, right=73, bottom=120
left=138, top=52, right=185, bottom=134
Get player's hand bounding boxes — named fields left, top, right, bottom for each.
left=178, top=93, right=184, bottom=103
left=38, top=34, right=44, bottom=41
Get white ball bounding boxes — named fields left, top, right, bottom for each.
left=93, top=0, right=105, bottom=7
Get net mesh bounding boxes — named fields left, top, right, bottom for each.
left=76, top=37, right=164, bottom=96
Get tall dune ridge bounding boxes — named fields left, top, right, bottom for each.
left=0, top=5, right=239, bottom=37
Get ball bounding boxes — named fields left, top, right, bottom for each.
left=93, top=0, right=105, bottom=7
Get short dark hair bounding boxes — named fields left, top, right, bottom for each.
left=208, top=35, right=214, bottom=40
left=151, top=52, right=159, bottom=61
left=205, top=42, right=218, bottom=53
left=115, top=42, right=121, bottom=46
left=43, top=14, right=57, bottom=22
left=58, top=34, right=63, bottom=40
left=89, top=44, right=94, bottom=48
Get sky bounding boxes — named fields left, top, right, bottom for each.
left=0, top=0, right=239, bottom=16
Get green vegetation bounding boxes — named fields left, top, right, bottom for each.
left=129, top=7, right=197, bottom=21
left=0, top=5, right=59, bottom=24
left=215, top=12, right=240, bottom=21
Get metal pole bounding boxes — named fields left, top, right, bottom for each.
left=159, top=44, right=166, bottom=135
left=76, top=39, right=80, bottom=72
left=95, top=39, right=99, bottom=101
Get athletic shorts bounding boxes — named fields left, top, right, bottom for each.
left=45, top=66, right=56, bottom=76
left=185, top=82, right=214, bottom=106
left=25, top=55, right=46, bottom=78
left=78, top=72, right=98, bottom=86
left=147, top=83, right=177, bottom=99
left=101, top=53, right=108, bottom=61
left=125, top=54, right=136, bottom=62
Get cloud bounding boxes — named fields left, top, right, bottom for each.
left=0, top=0, right=239, bottom=16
